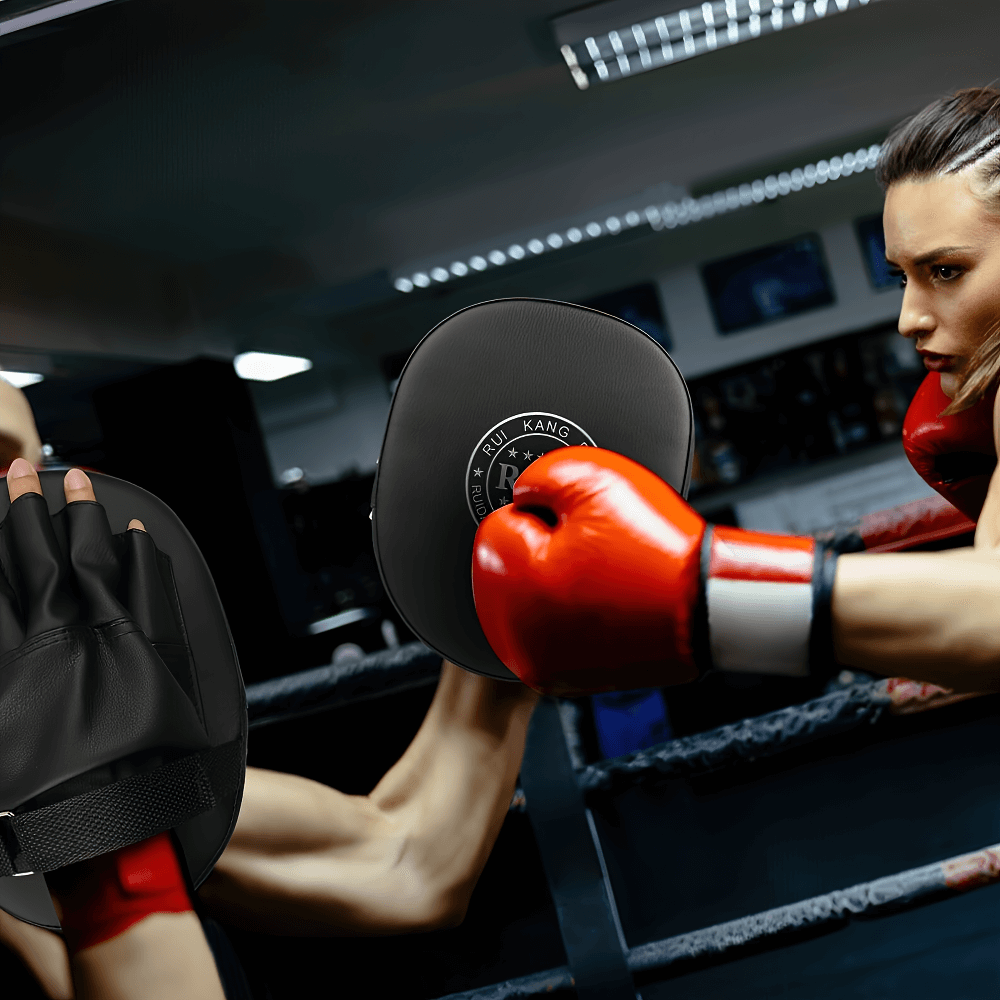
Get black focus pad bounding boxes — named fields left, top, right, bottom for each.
left=0, top=473, right=246, bottom=930
left=372, top=298, right=694, bottom=681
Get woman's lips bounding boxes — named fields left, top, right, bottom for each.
left=920, top=353, right=957, bottom=372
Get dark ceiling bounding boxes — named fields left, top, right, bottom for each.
left=1, top=0, right=998, bottom=353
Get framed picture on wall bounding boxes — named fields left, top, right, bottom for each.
left=702, top=234, right=836, bottom=334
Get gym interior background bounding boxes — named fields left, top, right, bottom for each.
left=2, top=1, right=999, bottom=997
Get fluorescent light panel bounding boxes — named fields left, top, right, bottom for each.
left=393, top=144, right=881, bottom=294
left=0, top=371, right=44, bottom=388
left=556, top=0, right=881, bottom=91
left=233, top=351, right=313, bottom=382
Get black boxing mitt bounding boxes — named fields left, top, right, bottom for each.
left=0, top=492, right=218, bottom=879
left=0, top=473, right=246, bottom=941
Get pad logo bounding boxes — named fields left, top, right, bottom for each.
left=465, top=412, right=596, bottom=524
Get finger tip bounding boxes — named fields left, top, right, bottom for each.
left=7, top=457, right=34, bottom=479
left=63, top=467, right=90, bottom=492
left=127, top=519, right=146, bottom=532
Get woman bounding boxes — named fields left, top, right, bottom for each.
left=879, top=86, right=1000, bottom=411
left=877, top=87, right=1000, bottom=550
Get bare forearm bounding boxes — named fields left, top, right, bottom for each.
left=69, top=913, right=224, bottom=1000
left=201, top=662, right=538, bottom=936
left=833, top=549, right=1000, bottom=691
left=368, top=662, right=538, bottom=918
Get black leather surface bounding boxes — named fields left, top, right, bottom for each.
left=0, top=472, right=246, bottom=929
left=0, top=495, right=212, bottom=811
left=372, top=298, right=694, bottom=681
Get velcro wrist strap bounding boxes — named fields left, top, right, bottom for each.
left=705, top=526, right=819, bottom=677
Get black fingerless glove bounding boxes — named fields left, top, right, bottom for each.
left=0, top=494, right=216, bottom=877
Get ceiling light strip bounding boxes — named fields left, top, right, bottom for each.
left=0, top=0, right=120, bottom=37
left=559, top=0, right=881, bottom=91
left=392, top=144, right=881, bottom=294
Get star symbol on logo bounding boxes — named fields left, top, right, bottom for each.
left=508, top=447, right=518, bottom=458
left=500, top=496, right=510, bottom=505
left=523, top=449, right=534, bottom=461
left=473, top=467, right=483, bottom=477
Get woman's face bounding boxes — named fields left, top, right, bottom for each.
left=884, top=173, right=1000, bottom=396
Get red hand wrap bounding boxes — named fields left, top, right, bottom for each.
left=902, top=373, right=997, bottom=522
left=48, top=832, right=192, bottom=953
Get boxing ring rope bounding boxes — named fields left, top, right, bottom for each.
left=574, top=676, right=982, bottom=796
left=434, top=841, right=1000, bottom=1000
left=246, top=647, right=986, bottom=811
left=245, top=642, right=442, bottom=728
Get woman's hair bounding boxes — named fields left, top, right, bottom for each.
left=877, top=87, right=1000, bottom=414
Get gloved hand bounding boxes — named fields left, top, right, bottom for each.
left=472, top=447, right=836, bottom=696
left=902, top=372, right=997, bottom=522
left=0, top=464, right=212, bottom=876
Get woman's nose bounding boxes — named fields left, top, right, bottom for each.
left=897, top=286, right=935, bottom=340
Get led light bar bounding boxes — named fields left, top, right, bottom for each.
left=392, top=143, right=881, bottom=294
left=555, top=0, right=882, bottom=90
left=233, top=351, right=313, bottom=382
left=0, top=371, right=44, bottom=388
left=0, top=0, right=121, bottom=38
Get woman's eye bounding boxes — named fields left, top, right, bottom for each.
left=934, top=265, right=961, bottom=281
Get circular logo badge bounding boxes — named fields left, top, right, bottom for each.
left=465, top=411, right=596, bottom=524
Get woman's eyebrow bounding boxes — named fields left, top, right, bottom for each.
left=910, top=244, right=974, bottom=266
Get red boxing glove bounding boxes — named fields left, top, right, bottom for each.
left=902, top=372, right=997, bottom=522
left=472, top=447, right=835, bottom=696
left=47, top=832, right=193, bottom=953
